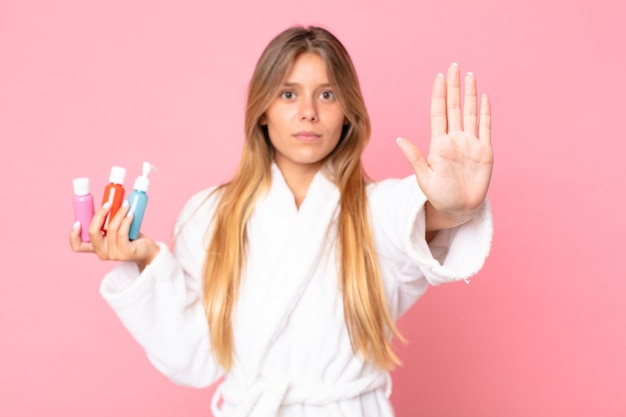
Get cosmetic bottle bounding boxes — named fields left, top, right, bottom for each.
left=101, top=165, right=127, bottom=233
left=128, top=162, right=157, bottom=240
left=72, top=177, right=95, bottom=242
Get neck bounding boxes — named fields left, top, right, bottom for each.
left=274, top=159, right=322, bottom=209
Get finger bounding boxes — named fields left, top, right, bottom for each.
left=106, top=200, right=130, bottom=257
left=117, top=208, right=136, bottom=255
left=463, top=72, right=478, bottom=138
left=396, top=137, right=431, bottom=185
left=479, top=94, right=492, bottom=146
left=89, top=202, right=111, bottom=259
left=69, top=221, right=95, bottom=253
left=446, top=63, right=462, bottom=132
left=430, top=73, right=447, bottom=138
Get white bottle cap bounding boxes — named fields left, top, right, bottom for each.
left=73, top=177, right=90, bottom=196
left=109, top=166, right=126, bottom=184
left=133, top=162, right=157, bottom=192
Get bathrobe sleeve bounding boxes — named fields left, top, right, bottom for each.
left=99, top=188, right=224, bottom=388
left=369, top=176, right=493, bottom=287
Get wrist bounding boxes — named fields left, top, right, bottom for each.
left=425, top=201, right=481, bottom=232
left=137, top=241, right=160, bottom=272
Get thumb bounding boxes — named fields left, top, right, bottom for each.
left=396, top=137, right=431, bottom=183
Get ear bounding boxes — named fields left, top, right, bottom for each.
left=260, top=114, right=267, bottom=126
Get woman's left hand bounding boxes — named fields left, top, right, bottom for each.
left=397, top=63, right=493, bottom=228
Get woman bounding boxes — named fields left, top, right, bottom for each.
left=70, top=26, right=493, bottom=417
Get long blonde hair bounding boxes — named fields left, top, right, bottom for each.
left=203, top=26, right=402, bottom=371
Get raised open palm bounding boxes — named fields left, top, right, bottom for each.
left=397, top=63, right=493, bottom=224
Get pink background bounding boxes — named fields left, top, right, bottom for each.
left=1, top=0, right=625, bottom=415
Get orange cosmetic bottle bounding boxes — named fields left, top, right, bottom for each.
left=101, top=166, right=127, bottom=233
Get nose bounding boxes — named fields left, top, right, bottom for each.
left=299, top=96, right=318, bottom=122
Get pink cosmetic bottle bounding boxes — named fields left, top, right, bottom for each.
left=72, top=177, right=95, bottom=242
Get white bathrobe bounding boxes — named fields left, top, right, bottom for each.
left=100, top=164, right=493, bottom=417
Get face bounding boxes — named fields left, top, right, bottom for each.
left=262, top=52, right=346, bottom=176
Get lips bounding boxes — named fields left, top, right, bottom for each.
left=293, top=131, right=321, bottom=142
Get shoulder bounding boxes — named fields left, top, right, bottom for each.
left=174, top=185, right=223, bottom=234
left=183, top=186, right=222, bottom=212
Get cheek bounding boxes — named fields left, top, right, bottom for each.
left=265, top=106, right=293, bottom=131
left=329, top=112, right=347, bottom=137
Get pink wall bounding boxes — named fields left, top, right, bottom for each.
left=1, top=0, right=625, bottom=415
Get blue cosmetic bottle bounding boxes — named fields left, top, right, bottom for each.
left=128, top=161, right=157, bottom=240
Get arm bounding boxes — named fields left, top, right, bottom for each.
left=69, top=189, right=223, bottom=387
left=396, top=63, right=493, bottom=240
left=368, top=176, right=493, bottom=289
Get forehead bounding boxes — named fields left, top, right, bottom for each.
left=282, top=52, right=330, bottom=84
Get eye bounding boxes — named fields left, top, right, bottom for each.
left=320, top=90, right=335, bottom=101
left=280, top=90, right=296, bottom=100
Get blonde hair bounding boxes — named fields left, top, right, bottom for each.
left=203, top=26, right=402, bottom=371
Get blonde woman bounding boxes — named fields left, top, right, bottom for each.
left=70, top=26, right=493, bottom=417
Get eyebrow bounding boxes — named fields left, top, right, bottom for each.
left=281, top=82, right=333, bottom=88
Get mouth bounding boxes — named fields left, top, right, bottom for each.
left=293, top=131, right=321, bottom=142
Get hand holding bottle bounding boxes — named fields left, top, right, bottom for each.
left=69, top=198, right=160, bottom=270
left=69, top=162, right=159, bottom=269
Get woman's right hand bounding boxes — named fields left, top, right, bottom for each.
left=69, top=201, right=160, bottom=270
